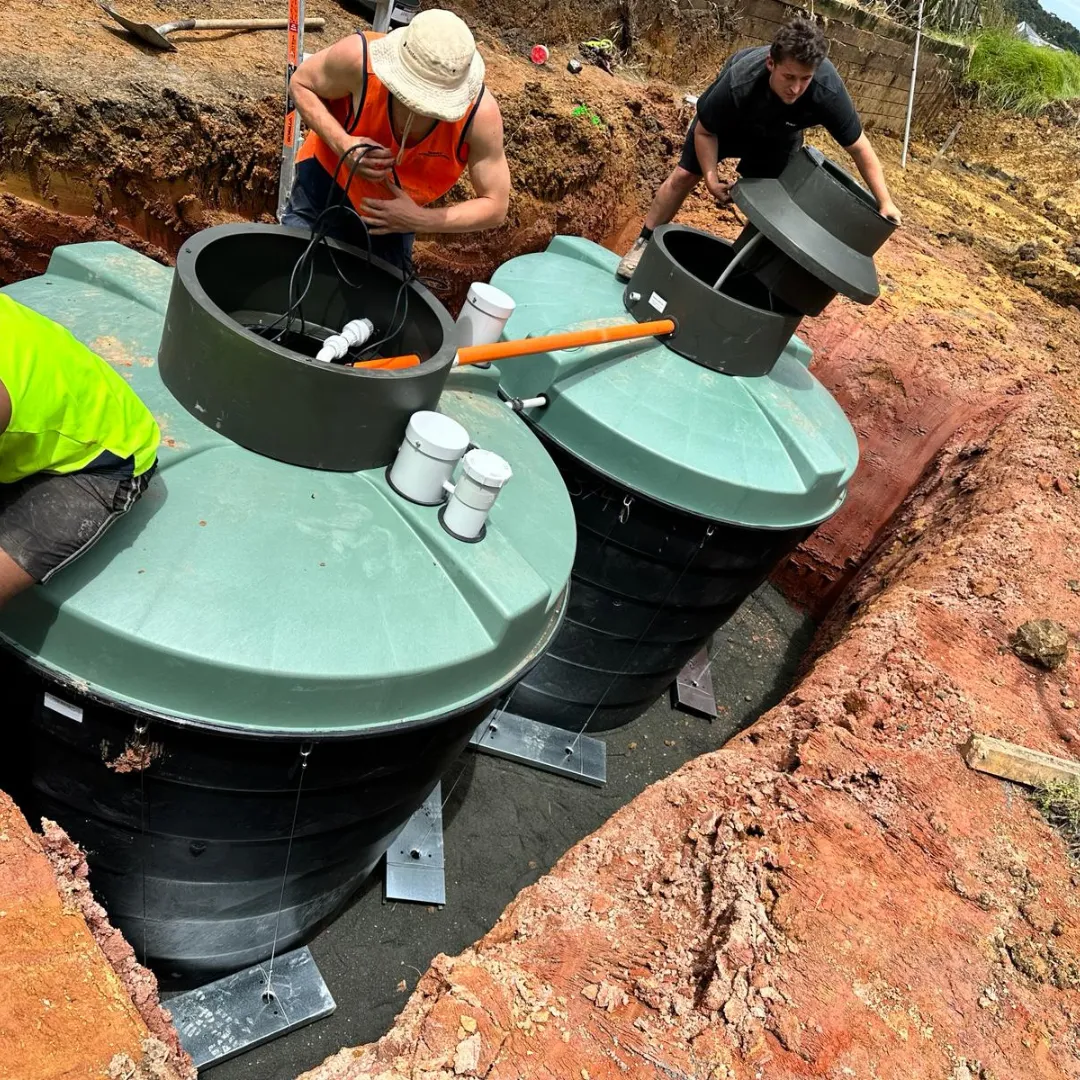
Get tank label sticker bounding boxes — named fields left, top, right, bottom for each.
left=43, top=692, right=83, bottom=723
left=648, top=292, right=668, bottom=314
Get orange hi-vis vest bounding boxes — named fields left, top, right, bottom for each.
left=295, top=31, right=485, bottom=213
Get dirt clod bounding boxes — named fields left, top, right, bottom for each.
left=1007, top=936, right=1080, bottom=989
left=1012, top=619, right=1070, bottom=669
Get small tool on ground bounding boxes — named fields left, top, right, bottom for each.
left=579, top=38, right=617, bottom=74
left=98, top=2, right=325, bottom=51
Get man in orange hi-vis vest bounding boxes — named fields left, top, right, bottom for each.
left=283, top=8, right=510, bottom=272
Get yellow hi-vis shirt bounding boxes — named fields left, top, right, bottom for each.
left=0, top=295, right=160, bottom=484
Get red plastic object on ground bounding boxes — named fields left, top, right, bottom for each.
left=530, top=44, right=549, bottom=65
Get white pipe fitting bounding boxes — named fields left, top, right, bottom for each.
left=506, top=395, right=548, bottom=411
left=389, top=411, right=470, bottom=505
left=316, top=318, right=375, bottom=363
left=456, top=282, right=517, bottom=348
left=442, top=448, right=513, bottom=541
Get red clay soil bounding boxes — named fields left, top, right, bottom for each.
left=0, top=793, right=194, bottom=1080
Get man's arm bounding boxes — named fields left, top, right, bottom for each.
left=693, top=119, right=730, bottom=202
left=844, top=133, right=901, bottom=224
left=290, top=37, right=394, bottom=179
left=424, top=94, right=510, bottom=233
left=693, top=79, right=737, bottom=203
left=360, top=94, right=511, bottom=236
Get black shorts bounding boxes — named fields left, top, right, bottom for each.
left=0, top=464, right=156, bottom=584
left=678, top=120, right=803, bottom=179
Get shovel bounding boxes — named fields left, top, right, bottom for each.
left=98, top=2, right=325, bottom=51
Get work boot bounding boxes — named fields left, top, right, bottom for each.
left=616, top=236, right=648, bottom=282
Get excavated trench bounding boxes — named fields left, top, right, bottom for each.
left=7, top=4, right=1080, bottom=1077
left=0, top=0, right=725, bottom=305
left=194, top=584, right=816, bottom=1080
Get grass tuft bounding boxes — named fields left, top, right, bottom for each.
left=1034, top=780, right=1080, bottom=863
left=966, top=30, right=1080, bottom=114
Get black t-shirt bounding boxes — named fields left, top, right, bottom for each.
left=696, top=45, right=863, bottom=151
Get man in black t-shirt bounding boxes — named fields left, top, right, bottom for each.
left=616, top=19, right=901, bottom=280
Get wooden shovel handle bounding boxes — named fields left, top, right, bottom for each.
left=188, top=18, right=326, bottom=30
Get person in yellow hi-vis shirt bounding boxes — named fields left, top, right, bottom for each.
left=0, top=295, right=160, bottom=607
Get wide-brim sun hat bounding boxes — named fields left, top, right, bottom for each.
left=369, top=9, right=486, bottom=123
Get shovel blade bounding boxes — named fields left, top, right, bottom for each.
left=98, top=1, right=177, bottom=50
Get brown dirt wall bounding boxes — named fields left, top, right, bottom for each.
left=0, top=792, right=194, bottom=1080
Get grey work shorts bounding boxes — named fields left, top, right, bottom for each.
left=0, top=464, right=156, bottom=584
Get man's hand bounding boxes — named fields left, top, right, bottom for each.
left=844, top=134, right=901, bottom=230
left=878, top=200, right=902, bottom=226
left=712, top=181, right=734, bottom=208
left=339, top=138, right=395, bottom=183
left=704, top=174, right=733, bottom=206
left=360, top=182, right=429, bottom=235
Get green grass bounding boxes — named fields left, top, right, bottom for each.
left=1034, top=780, right=1080, bottom=863
left=966, top=30, right=1080, bottom=113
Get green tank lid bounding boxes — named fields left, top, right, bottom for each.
left=491, top=236, right=858, bottom=529
left=0, top=243, right=575, bottom=736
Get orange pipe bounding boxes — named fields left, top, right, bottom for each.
left=351, top=354, right=421, bottom=370
left=352, top=318, right=676, bottom=372
left=455, top=318, right=676, bottom=367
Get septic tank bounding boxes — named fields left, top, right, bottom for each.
left=490, top=149, right=879, bottom=731
left=0, top=229, right=576, bottom=978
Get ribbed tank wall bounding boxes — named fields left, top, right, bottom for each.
left=511, top=437, right=813, bottom=732
left=6, top=654, right=484, bottom=980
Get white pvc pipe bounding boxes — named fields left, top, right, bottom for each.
left=316, top=318, right=374, bottom=363
left=713, top=232, right=764, bottom=292
left=901, top=0, right=925, bottom=170
left=389, top=411, right=470, bottom=505
left=456, top=282, right=517, bottom=348
left=442, top=449, right=513, bottom=540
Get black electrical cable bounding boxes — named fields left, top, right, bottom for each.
left=268, top=142, right=429, bottom=367
left=355, top=259, right=416, bottom=361
left=267, top=143, right=378, bottom=343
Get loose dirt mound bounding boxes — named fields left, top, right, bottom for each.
left=904, top=105, right=1080, bottom=311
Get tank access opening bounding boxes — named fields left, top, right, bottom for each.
left=661, top=227, right=801, bottom=316
left=158, top=224, right=460, bottom=472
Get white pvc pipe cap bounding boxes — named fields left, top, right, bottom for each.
left=461, top=448, right=513, bottom=490
left=465, top=282, right=516, bottom=321
left=405, top=411, right=470, bottom=463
